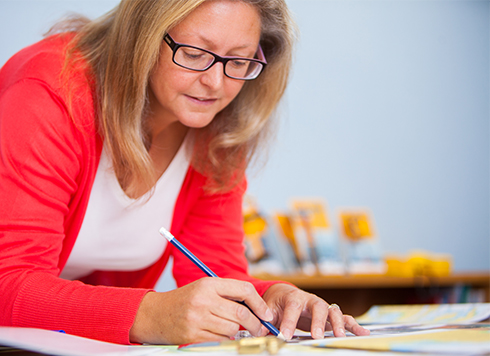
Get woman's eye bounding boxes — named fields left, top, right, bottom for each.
left=182, top=49, right=204, bottom=60
left=229, top=59, right=248, bottom=68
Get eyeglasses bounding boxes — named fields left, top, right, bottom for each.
left=163, top=33, right=267, bottom=80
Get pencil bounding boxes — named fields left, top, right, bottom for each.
left=159, top=227, right=285, bottom=341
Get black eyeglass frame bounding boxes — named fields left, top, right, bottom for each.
left=163, top=33, right=267, bottom=80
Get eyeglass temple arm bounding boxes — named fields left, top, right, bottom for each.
left=257, top=44, right=267, bottom=64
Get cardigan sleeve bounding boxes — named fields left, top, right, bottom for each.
left=0, top=79, right=149, bottom=344
left=171, top=174, right=285, bottom=297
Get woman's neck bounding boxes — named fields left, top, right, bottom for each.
left=126, top=120, right=189, bottom=199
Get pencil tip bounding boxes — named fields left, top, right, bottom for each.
left=277, top=332, right=287, bottom=341
left=159, top=227, right=174, bottom=242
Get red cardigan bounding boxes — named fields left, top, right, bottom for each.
left=0, top=35, right=279, bottom=344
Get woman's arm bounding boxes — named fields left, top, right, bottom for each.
left=0, top=79, right=149, bottom=344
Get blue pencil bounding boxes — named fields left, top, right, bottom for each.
left=159, top=227, right=285, bottom=340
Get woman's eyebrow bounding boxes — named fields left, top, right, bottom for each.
left=193, top=34, right=256, bottom=52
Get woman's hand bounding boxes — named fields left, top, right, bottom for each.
left=262, top=283, right=370, bottom=340
left=129, top=278, right=272, bottom=345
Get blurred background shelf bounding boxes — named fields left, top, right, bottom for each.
left=254, top=271, right=490, bottom=317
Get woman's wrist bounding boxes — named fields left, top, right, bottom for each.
left=129, top=291, right=160, bottom=344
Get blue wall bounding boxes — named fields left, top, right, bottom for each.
left=248, top=0, right=490, bottom=272
left=1, top=0, right=488, bottom=272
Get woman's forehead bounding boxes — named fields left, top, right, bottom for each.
left=170, top=0, right=261, bottom=50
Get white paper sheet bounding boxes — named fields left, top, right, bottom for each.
left=0, top=327, right=167, bottom=356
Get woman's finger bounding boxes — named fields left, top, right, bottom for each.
left=305, top=297, right=329, bottom=339
left=326, top=303, right=346, bottom=337
left=343, top=314, right=370, bottom=336
left=188, top=327, right=233, bottom=344
left=213, top=278, right=273, bottom=325
left=208, top=295, right=265, bottom=337
left=201, top=309, right=243, bottom=338
left=277, top=298, right=303, bottom=340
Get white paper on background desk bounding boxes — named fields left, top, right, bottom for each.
left=355, top=303, right=490, bottom=325
left=300, top=328, right=490, bottom=355
left=292, top=303, right=490, bottom=340
left=292, top=322, right=444, bottom=340
left=0, top=327, right=168, bottom=356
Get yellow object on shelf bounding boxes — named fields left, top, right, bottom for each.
left=431, top=257, right=452, bottom=277
left=338, top=210, right=374, bottom=241
left=242, top=196, right=269, bottom=263
left=385, top=251, right=452, bottom=277
left=385, top=255, right=414, bottom=277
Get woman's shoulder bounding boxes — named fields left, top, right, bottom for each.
left=0, top=33, right=96, bottom=133
left=0, top=34, right=77, bottom=92
left=183, top=165, right=248, bottom=200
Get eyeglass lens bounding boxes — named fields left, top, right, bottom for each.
left=174, top=46, right=263, bottom=80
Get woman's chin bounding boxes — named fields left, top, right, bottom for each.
left=179, top=115, right=216, bottom=129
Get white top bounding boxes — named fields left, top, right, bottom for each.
left=60, top=140, right=190, bottom=280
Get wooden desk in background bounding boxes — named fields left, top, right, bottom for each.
left=254, top=271, right=490, bottom=317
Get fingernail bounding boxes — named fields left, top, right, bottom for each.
left=282, top=328, right=292, bottom=340
left=265, top=309, right=273, bottom=321
left=337, top=328, right=346, bottom=337
left=314, top=327, right=324, bottom=339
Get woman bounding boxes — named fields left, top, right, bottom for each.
left=0, top=0, right=369, bottom=345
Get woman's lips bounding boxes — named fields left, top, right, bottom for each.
left=186, top=95, right=217, bottom=105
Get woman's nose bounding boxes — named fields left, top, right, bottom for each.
left=200, top=62, right=225, bottom=89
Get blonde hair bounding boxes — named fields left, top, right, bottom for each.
left=54, top=0, right=296, bottom=197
